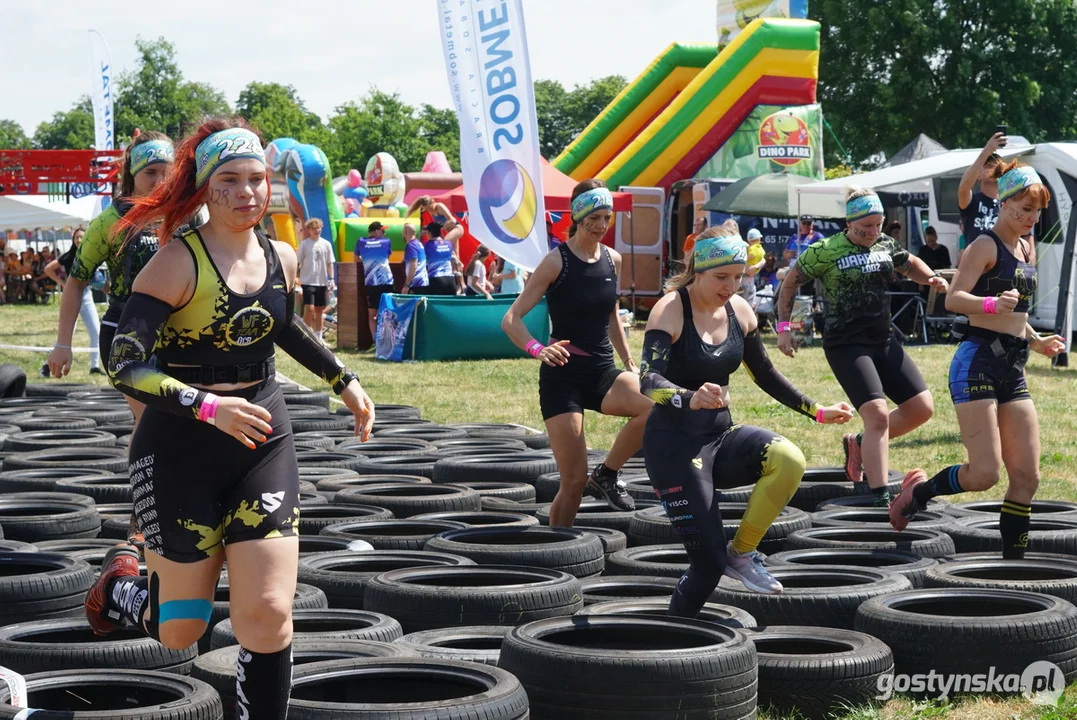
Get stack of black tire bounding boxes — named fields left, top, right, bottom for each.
left=1, top=372, right=1077, bottom=718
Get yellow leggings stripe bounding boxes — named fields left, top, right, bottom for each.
left=732, top=437, right=805, bottom=555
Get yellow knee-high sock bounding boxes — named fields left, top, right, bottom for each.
left=731, top=437, right=805, bottom=555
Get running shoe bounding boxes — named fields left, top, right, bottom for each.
left=842, top=433, right=863, bottom=483
left=888, top=469, right=928, bottom=531
left=85, top=544, right=141, bottom=636
left=585, top=466, right=636, bottom=512
left=127, top=515, right=145, bottom=558
left=724, top=541, right=783, bottom=594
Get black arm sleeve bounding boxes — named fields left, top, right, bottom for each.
left=275, top=290, right=351, bottom=390
left=741, top=329, right=820, bottom=420
left=108, top=292, right=210, bottom=419
left=639, top=329, right=695, bottom=411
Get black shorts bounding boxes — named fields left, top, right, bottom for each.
left=824, top=336, right=928, bottom=411
left=539, top=354, right=624, bottom=420
left=425, top=276, right=457, bottom=296
left=949, top=330, right=1031, bottom=405
left=366, top=284, right=394, bottom=309
left=302, top=285, right=327, bottom=308
left=127, top=378, right=300, bottom=563
left=99, top=304, right=123, bottom=373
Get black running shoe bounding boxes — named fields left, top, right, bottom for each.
left=585, top=466, right=636, bottom=511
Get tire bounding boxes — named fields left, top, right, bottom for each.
left=364, top=565, right=583, bottom=633
left=789, top=467, right=904, bottom=512
left=447, top=422, right=534, bottom=439
left=335, top=483, right=481, bottom=518
left=0, top=669, right=223, bottom=719
left=749, top=625, right=894, bottom=720
left=300, top=535, right=374, bottom=555
left=0, top=617, right=196, bottom=673
left=710, top=565, right=913, bottom=629
left=431, top=453, right=559, bottom=485
left=425, top=526, right=605, bottom=578
left=287, top=406, right=332, bottom=419
left=298, top=504, right=395, bottom=536
left=0, top=468, right=113, bottom=494
left=941, top=499, right=1077, bottom=519
left=4, top=415, right=98, bottom=431
left=349, top=456, right=440, bottom=479
left=577, top=599, right=757, bottom=630
left=283, top=389, right=331, bottom=409
left=0, top=497, right=101, bottom=542
left=2, top=447, right=129, bottom=473
left=2, top=430, right=117, bottom=453
left=766, top=548, right=939, bottom=588
left=938, top=550, right=1077, bottom=564
left=23, top=382, right=99, bottom=398
left=288, top=657, right=529, bottom=720
left=375, top=425, right=469, bottom=442
left=536, top=499, right=656, bottom=534
left=411, top=511, right=539, bottom=528
left=945, top=516, right=1077, bottom=555
left=298, top=550, right=476, bottom=610
left=300, top=466, right=359, bottom=485
left=0, top=365, right=27, bottom=399
left=292, top=416, right=352, bottom=433
left=357, top=403, right=421, bottom=419
left=433, top=438, right=528, bottom=452
left=605, top=545, right=689, bottom=578
left=575, top=526, right=628, bottom=556
left=296, top=451, right=369, bottom=472
left=198, top=578, right=329, bottom=651
left=624, top=478, right=657, bottom=502
left=534, top=472, right=563, bottom=503
left=40, top=406, right=134, bottom=424
left=519, top=432, right=551, bottom=450
left=395, top=625, right=510, bottom=666
left=211, top=609, right=403, bottom=651
left=854, top=588, right=1077, bottom=685
left=923, top=557, right=1077, bottom=602
left=0, top=553, right=94, bottom=624
left=53, top=475, right=133, bottom=503
left=316, top=474, right=429, bottom=494
left=481, top=497, right=545, bottom=516
left=450, top=481, right=536, bottom=503
left=627, top=505, right=679, bottom=546
left=578, top=576, right=678, bottom=605
left=498, top=615, right=758, bottom=719
left=810, top=507, right=957, bottom=533
left=337, top=437, right=437, bottom=457
left=628, top=503, right=811, bottom=554
left=300, top=492, right=330, bottom=506
left=0, top=540, right=36, bottom=553
left=816, top=494, right=950, bottom=512
left=321, top=519, right=469, bottom=551
left=434, top=446, right=530, bottom=459
left=34, top=538, right=119, bottom=554
left=783, top=526, right=957, bottom=558
left=293, top=433, right=338, bottom=449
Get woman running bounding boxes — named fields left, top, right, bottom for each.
left=776, top=188, right=948, bottom=507
left=890, top=164, right=1064, bottom=556
left=502, top=180, right=650, bottom=526
left=43, top=228, right=102, bottom=375
left=401, top=223, right=428, bottom=293
left=83, top=118, right=375, bottom=720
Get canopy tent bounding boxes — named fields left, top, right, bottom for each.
left=880, top=134, right=948, bottom=168
left=0, top=194, right=98, bottom=231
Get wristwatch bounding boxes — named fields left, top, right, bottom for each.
left=333, top=370, right=360, bottom=395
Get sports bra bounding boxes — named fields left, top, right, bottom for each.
left=665, top=287, right=744, bottom=389
left=156, top=229, right=289, bottom=367
left=971, top=230, right=1037, bottom=314
left=545, top=242, right=618, bottom=359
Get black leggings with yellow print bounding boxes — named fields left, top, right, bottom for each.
left=128, top=378, right=300, bottom=562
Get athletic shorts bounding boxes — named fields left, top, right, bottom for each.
left=824, top=336, right=928, bottom=410
left=949, top=331, right=1031, bottom=405
left=366, top=283, right=394, bottom=309
left=424, top=277, right=457, bottom=296
left=539, top=354, right=624, bottom=420
left=127, top=378, right=300, bottom=563
left=302, top=285, right=327, bottom=308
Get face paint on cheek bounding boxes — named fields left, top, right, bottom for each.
left=208, top=187, right=231, bottom=208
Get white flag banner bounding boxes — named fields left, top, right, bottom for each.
left=89, top=29, right=114, bottom=214
left=437, top=0, right=547, bottom=271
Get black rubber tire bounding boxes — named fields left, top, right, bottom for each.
left=4, top=415, right=98, bottom=431
left=2, top=430, right=117, bottom=453
left=946, top=516, right=1077, bottom=555
left=480, top=497, right=545, bottom=516
left=0, top=468, right=113, bottom=494
left=710, top=565, right=913, bottom=629
left=816, top=493, right=950, bottom=512
left=292, top=416, right=352, bottom=434
left=0, top=540, right=36, bottom=553
left=575, top=526, right=628, bottom=556
left=315, top=474, right=429, bottom=494
left=299, top=535, right=374, bottom=555
left=364, top=565, right=583, bottom=633
left=296, top=451, right=369, bottom=472
left=211, top=609, right=403, bottom=650
left=283, top=389, right=331, bottom=409
left=0, top=616, right=196, bottom=673
left=624, top=478, right=657, bottom=502
left=0, top=553, right=94, bottom=624
left=810, top=507, right=957, bottom=533
left=335, top=483, right=481, bottom=518
left=375, top=425, right=469, bottom=442
left=425, top=526, right=605, bottom=578
left=298, top=550, right=475, bottom=610
left=854, top=587, right=1077, bottom=685
left=292, top=433, right=338, bottom=449
left=39, top=406, right=134, bottom=424
left=288, top=657, right=529, bottom=720
left=53, top=474, right=133, bottom=503
left=431, top=452, right=559, bottom=485
left=300, top=492, right=330, bottom=506
left=498, top=615, right=758, bottom=719
left=34, top=538, right=118, bottom=554
left=628, top=503, right=810, bottom=553
left=604, top=545, right=689, bottom=578
left=922, top=557, right=1077, bottom=602
left=298, top=504, right=395, bottom=535
left=536, top=499, right=657, bottom=534
left=0, top=365, right=27, bottom=399
left=320, top=519, right=469, bottom=551
left=783, top=526, right=957, bottom=558
left=23, top=383, right=100, bottom=398
left=938, top=550, right=1077, bottom=564
left=789, top=467, right=904, bottom=511
left=369, top=418, right=437, bottom=433
left=627, top=505, right=680, bottom=546
left=355, top=403, right=421, bottom=419
left=286, top=406, right=332, bottom=419
left=519, top=432, right=551, bottom=450
left=337, top=437, right=437, bottom=457
left=0, top=497, right=101, bottom=542
left=0, top=669, right=223, bottom=719
left=300, top=466, right=359, bottom=484
left=2, top=447, right=129, bottom=473
left=940, top=499, right=1077, bottom=519
left=447, top=422, right=534, bottom=439
left=349, top=455, right=440, bottom=479
left=535, top=472, right=649, bottom=504
left=450, top=481, right=536, bottom=503
left=434, top=446, right=532, bottom=459
left=432, top=438, right=528, bottom=452
left=749, top=625, right=894, bottom=720
left=394, top=625, right=510, bottom=666
left=197, top=578, right=329, bottom=651
left=578, top=575, right=679, bottom=605
left=766, top=548, right=939, bottom=588
left=411, top=511, right=539, bottom=528
left=576, top=599, right=757, bottom=630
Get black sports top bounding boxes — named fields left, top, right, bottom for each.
left=545, top=242, right=618, bottom=359
left=666, top=287, right=744, bottom=389
left=155, top=229, right=289, bottom=366
left=971, top=230, right=1037, bottom=314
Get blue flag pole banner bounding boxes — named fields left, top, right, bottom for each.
left=375, top=295, right=422, bottom=362
left=88, top=29, right=114, bottom=215
left=437, top=0, right=548, bottom=272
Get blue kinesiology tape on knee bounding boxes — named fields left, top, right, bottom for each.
left=157, top=598, right=214, bottom=624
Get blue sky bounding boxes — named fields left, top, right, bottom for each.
left=0, top=0, right=720, bottom=136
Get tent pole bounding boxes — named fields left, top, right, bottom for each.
left=629, top=209, right=637, bottom=318
left=1053, top=172, right=1077, bottom=367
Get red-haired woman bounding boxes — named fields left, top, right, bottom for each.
left=891, top=164, right=1064, bottom=559
left=83, top=118, right=375, bottom=720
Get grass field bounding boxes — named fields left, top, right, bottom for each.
left=2, top=300, right=1077, bottom=718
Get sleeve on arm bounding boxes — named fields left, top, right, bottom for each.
left=68, top=215, right=113, bottom=283
left=639, top=329, right=694, bottom=411
left=741, top=329, right=819, bottom=420
left=888, top=237, right=911, bottom=269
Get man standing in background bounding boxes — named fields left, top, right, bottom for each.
left=297, top=218, right=335, bottom=342
left=783, top=215, right=824, bottom=266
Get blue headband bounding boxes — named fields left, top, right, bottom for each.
left=694, top=234, right=748, bottom=271
left=129, top=140, right=173, bottom=176
left=846, top=193, right=884, bottom=221
left=998, top=166, right=1043, bottom=202
left=571, top=187, right=614, bottom=222
left=195, top=129, right=266, bottom=188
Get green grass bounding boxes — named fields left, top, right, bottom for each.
left=3, top=301, right=1077, bottom=719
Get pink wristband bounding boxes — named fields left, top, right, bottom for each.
left=777, top=322, right=792, bottom=333
left=198, top=393, right=220, bottom=426
left=815, top=407, right=826, bottom=424
left=525, top=340, right=545, bottom=358
left=983, top=296, right=998, bottom=314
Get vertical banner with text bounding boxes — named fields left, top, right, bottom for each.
left=88, top=29, right=114, bottom=214
left=437, top=0, right=547, bottom=271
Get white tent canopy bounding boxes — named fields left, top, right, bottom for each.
left=0, top=194, right=98, bottom=231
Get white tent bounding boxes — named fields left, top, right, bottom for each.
left=0, top=194, right=98, bottom=231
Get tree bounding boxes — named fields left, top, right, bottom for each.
left=0, top=120, right=30, bottom=149
left=326, top=90, right=431, bottom=174
left=533, top=75, right=628, bottom=160
left=33, top=99, right=94, bottom=150
left=236, top=82, right=327, bottom=146
left=417, top=104, right=460, bottom=170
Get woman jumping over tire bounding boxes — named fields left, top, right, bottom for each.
left=83, top=118, right=375, bottom=720
left=502, top=180, right=651, bottom=526
left=776, top=188, right=948, bottom=507
left=641, top=226, right=852, bottom=607
left=890, top=164, right=1064, bottom=556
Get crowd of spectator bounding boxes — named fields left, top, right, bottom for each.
left=1, top=239, right=62, bottom=305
